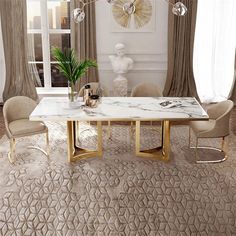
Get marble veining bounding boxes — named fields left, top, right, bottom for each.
left=30, top=97, right=208, bottom=121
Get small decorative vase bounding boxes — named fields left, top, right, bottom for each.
left=68, top=81, right=78, bottom=104
left=88, top=95, right=100, bottom=108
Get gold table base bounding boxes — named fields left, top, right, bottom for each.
left=135, top=121, right=170, bottom=162
left=67, top=121, right=103, bottom=162
left=66, top=120, right=171, bottom=163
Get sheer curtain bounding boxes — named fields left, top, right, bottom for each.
left=28, top=34, right=42, bottom=87
left=193, top=0, right=236, bottom=103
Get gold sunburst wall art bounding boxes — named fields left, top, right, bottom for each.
left=112, top=0, right=153, bottom=29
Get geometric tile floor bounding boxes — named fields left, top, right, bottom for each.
left=0, top=122, right=236, bottom=235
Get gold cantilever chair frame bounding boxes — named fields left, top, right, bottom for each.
left=189, top=100, right=234, bottom=164
left=8, top=132, right=49, bottom=164
left=3, top=96, right=49, bottom=164
left=189, top=129, right=228, bottom=164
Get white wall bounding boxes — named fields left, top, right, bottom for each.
left=95, top=0, right=168, bottom=93
left=0, top=17, right=5, bottom=103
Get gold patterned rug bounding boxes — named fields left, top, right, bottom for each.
left=0, top=122, right=236, bottom=235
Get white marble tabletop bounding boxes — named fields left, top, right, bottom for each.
left=30, top=97, right=209, bottom=122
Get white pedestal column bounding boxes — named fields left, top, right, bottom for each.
left=113, top=76, right=128, bottom=97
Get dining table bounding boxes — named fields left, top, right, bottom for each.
left=30, top=97, right=209, bottom=162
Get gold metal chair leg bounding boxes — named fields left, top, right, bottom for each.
left=195, top=138, right=198, bottom=162
left=76, top=121, right=80, bottom=142
left=221, top=137, right=225, bottom=152
left=161, top=121, right=164, bottom=146
left=130, top=121, right=135, bottom=138
left=162, top=121, right=170, bottom=159
left=46, top=131, right=50, bottom=157
left=135, top=121, right=141, bottom=155
left=107, top=120, right=112, bottom=139
left=8, top=138, right=16, bottom=164
left=188, top=127, right=191, bottom=148
left=67, top=121, right=75, bottom=162
left=221, top=136, right=228, bottom=159
left=97, top=121, right=103, bottom=155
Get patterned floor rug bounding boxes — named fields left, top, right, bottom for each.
left=0, top=122, right=236, bottom=236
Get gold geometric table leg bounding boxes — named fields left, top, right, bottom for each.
left=135, top=120, right=170, bottom=162
left=67, top=121, right=103, bottom=163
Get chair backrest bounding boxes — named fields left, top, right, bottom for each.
left=207, top=100, right=234, bottom=137
left=3, top=96, right=37, bottom=124
left=78, top=82, right=109, bottom=97
left=131, top=82, right=163, bottom=97
left=207, top=100, right=234, bottom=120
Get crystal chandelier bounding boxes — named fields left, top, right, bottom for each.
left=72, top=0, right=188, bottom=23
left=167, top=1, right=188, bottom=16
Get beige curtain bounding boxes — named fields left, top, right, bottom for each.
left=163, top=0, right=199, bottom=100
left=229, top=50, right=236, bottom=103
left=71, top=1, right=99, bottom=89
left=0, top=0, right=38, bottom=102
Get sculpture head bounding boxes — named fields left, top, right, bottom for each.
left=115, top=43, right=125, bottom=57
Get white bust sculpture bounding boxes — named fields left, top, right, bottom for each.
left=109, top=43, right=134, bottom=96
left=109, top=43, right=134, bottom=74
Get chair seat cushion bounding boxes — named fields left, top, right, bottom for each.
left=190, top=119, right=216, bottom=137
left=8, top=119, right=47, bottom=137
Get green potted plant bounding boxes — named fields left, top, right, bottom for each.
left=51, top=47, right=97, bottom=103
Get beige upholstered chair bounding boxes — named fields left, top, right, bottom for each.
left=189, top=100, right=234, bottom=163
left=3, top=96, right=49, bottom=163
left=131, top=82, right=163, bottom=133
left=131, top=82, right=163, bottom=97
left=78, top=82, right=109, bottom=97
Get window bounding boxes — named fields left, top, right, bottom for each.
left=27, top=0, right=71, bottom=88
